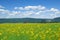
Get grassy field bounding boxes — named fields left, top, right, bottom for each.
left=0, top=23, right=60, bottom=40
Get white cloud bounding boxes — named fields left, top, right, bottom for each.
left=14, top=7, right=18, bottom=10
left=14, top=5, right=46, bottom=10
left=50, top=8, right=59, bottom=12
left=0, top=5, right=5, bottom=9
left=0, top=9, right=10, bottom=14
left=0, top=5, right=60, bottom=19
left=9, top=11, right=21, bottom=16
left=25, top=5, right=46, bottom=10
left=50, top=8, right=60, bottom=15
left=36, top=11, right=45, bottom=14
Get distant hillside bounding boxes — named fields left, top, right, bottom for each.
left=0, top=17, right=60, bottom=23
left=52, top=17, right=60, bottom=22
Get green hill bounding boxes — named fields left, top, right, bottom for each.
left=0, top=17, right=60, bottom=23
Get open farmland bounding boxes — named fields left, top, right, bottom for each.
left=0, top=23, right=60, bottom=40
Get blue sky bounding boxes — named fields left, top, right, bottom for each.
left=0, top=0, right=60, bottom=19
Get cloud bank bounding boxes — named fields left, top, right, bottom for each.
left=0, top=5, right=60, bottom=19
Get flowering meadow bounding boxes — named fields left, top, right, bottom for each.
left=0, top=23, right=60, bottom=40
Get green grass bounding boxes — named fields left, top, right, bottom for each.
left=0, top=23, right=60, bottom=40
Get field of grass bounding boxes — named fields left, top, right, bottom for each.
left=0, top=23, right=60, bottom=40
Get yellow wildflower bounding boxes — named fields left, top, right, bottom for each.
left=0, top=32, right=2, bottom=35
left=30, top=31, right=34, bottom=36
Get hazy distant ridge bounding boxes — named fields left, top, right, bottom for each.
left=0, top=17, right=60, bottom=23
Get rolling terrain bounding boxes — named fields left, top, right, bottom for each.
left=0, top=17, right=60, bottom=23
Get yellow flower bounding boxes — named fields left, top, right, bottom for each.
left=3, top=36, right=8, bottom=40
left=34, top=33, right=39, bottom=39
left=17, top=33, right=20, bottom=36
left=21, top=31, right=25, bottom=34
left=30, top=31, right=34, bottom=36
left=46, top=28, right=51, bottom=33
left=58, top=38, right=60, bottom=40
left=16, top=32, right=20, bottom=36
left=58, top=28, right=60, bottom=30
left=0, top=32, right=2, bottom=35
left=26, top=31, right=29, bottom=34
left=49, top=28, right=51, bottom=31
